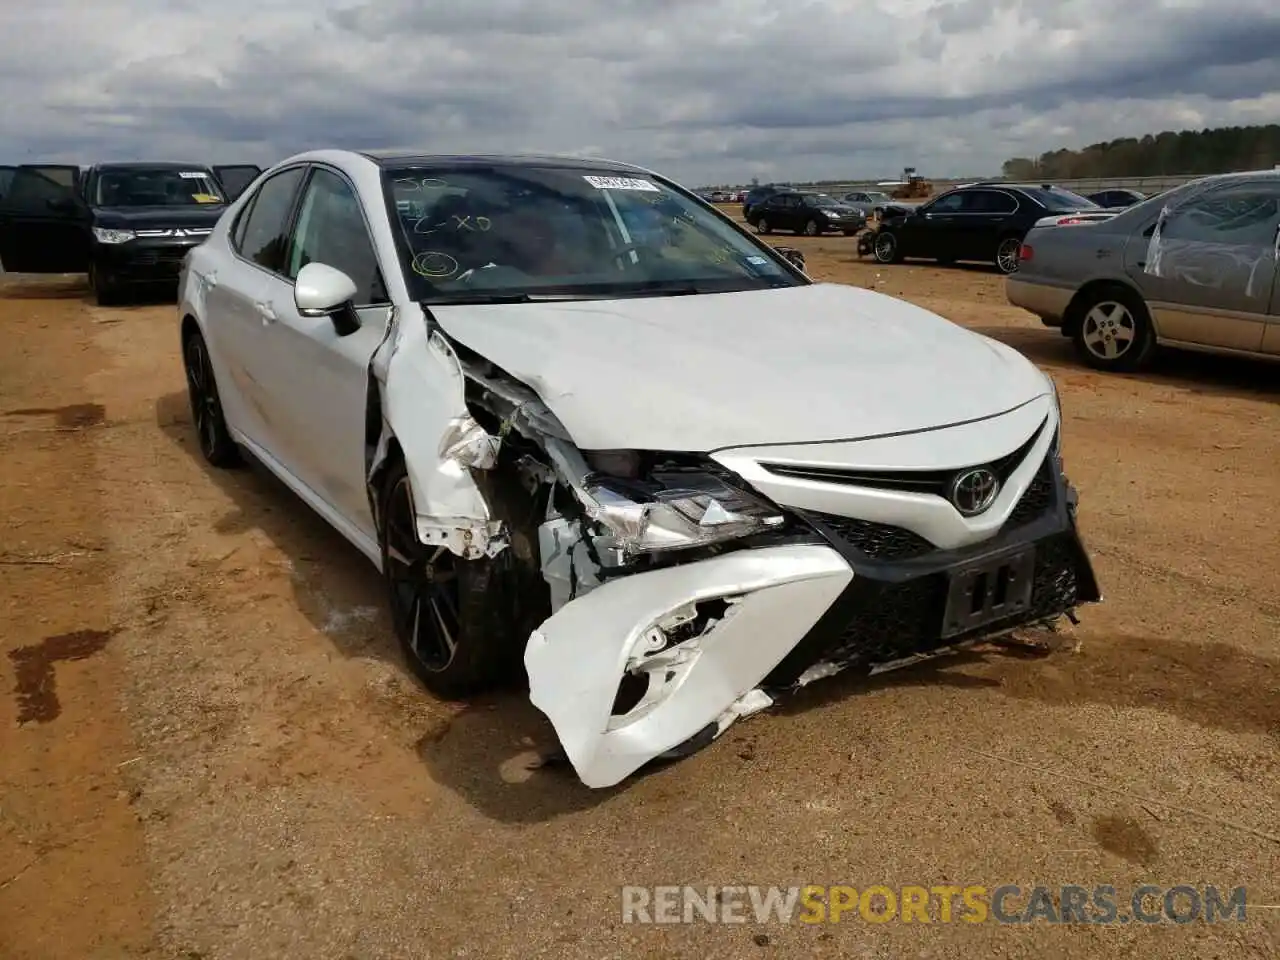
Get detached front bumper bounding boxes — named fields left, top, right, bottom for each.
left=526, top=445, right=1099, bottom=789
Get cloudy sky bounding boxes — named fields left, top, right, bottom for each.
left=3, top=0, right=1279, bottom=186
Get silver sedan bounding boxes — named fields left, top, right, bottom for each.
left=1006, top=170, right=1280, bottom=371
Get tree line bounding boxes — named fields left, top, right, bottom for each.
left=1002, top=124, right=1280, bottom=180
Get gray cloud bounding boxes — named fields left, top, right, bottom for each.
left=2, top=0, right=1277, bottom=185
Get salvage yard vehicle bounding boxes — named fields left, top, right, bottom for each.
left=873, top=182, right=1102, bottom=274
left=178, top=149, right=1101, bottom=788
left=0, top=161, right=261, bottom=303
left=746, top=190, right=867, bottom=236
left=1007, top=169, right=1280, bottom=371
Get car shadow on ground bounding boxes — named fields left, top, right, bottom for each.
left=0, top=273, right=87, bottom=299
left=770, top=626, right=1279, bottom=746
left=973, top=324, right=1280, bottom=404
left=153, top=390, right=616, bottom=821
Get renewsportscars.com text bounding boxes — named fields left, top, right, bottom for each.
left=620, top=884, right=1248, bottom=925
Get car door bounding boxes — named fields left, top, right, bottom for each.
left=248, top=164, right=393, bottom=537
left=204, top=165, right=308, bottom=450
left=1262, top=215, right=1280, bottom=356
left=213, top=165, right=263, bottom=202
left=0, top=165, right=91, bottom=272
left=952, top=189, right=1018, bottom=262
left=1130, top=179, right=1280, bottom=353
left=897, top=191, right=964, bottom=258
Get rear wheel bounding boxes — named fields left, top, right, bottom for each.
left=995, top=236, right=1022, bottom=275
left=803, top=218, right=821, bottom=236
left=1071, top=285, right=1156, bottom=372
left=755, top=217, right=772, bottom=235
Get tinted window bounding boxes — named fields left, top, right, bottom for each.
left=967, top=190, right=1017, bottom=214
left=1160, top=184, right=1280, bottom=247
left=236, top=167, right=306, bottom=271
left=286, top=168, right=388, bottom=304
left=1018, top=186, right=1097, bottom=212
left=2, top=167, right=77, bottom=211
left=927, top=193, right=965, bottom=213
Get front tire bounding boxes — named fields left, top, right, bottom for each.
left=755, top=217, right=772, bottom=235
left=873, top=230, right=902, bottom=263
left=182, top=328, right=241, bottom=467
left=379, top=462, right=544, bottom=699
left=1071, top=285, right=1156, bottom=372
left=90, top=262, right=126, bottom=306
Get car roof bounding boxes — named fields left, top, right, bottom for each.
left=358, top=151, right=650, bottom=175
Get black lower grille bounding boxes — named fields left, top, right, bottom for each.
left=1005, top=455, right=1056, bottom=529
left=804, top=514, right=936, bottom=561
left=818, top=532, right=1084, bottom=670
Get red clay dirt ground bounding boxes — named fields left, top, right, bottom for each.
left=1, top=239, right=1278, bottom=959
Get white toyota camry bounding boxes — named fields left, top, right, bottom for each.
left=178, top=149, right=1101, bottom=788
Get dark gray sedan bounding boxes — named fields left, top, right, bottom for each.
left=1006, top=170, right=1280, bottom=371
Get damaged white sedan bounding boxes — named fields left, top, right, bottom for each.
left=178, top=149, right=1101, bottom=788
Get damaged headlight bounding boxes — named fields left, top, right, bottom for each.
left=582, top=468, right=785, bottom=554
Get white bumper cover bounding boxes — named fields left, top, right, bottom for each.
left=524, top=544, right=853, bottom=788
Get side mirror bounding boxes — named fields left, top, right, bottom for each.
left=776, top=246, right=806, bottom=272
left=294, top=262, right=361, bottom=336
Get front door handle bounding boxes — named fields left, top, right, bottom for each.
left=255, top=300, right=277, bottom=324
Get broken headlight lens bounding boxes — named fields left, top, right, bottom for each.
left=583, top=470, right=785, bottom=554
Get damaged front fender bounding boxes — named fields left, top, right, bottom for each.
left=369, top=309, right=507, bottom=560
left=524, top=544, right=853, bottom=788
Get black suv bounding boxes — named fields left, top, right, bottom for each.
left=744, top=190, right=867, bottom=237
left=741, top=183, right=794, bottom=218
left=0, top=161, right=261, bottom=303
left=870, top=182, right=1100, bottom=274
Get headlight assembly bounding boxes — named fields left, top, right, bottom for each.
left=92, top=227, right=135, bottom=244
left=582, top=469, right=785, bottom=554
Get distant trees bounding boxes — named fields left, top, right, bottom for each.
left=1002, top=124, right=1280, bottom=180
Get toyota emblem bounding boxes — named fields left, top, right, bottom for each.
left=949, top=468, right=1000, bottom=516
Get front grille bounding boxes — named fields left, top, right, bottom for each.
left=761, top=415, right=1047, bottom=496
left=820, top=531, right=1083, bottom=670
left=132, top=247, right=190, bottom=266
left=804, top=513, right=936, bottom=561
left=1004, top=455, right=1056, bottom=529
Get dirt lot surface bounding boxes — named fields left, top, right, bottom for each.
left=2, top=233, right=1278, bottom=959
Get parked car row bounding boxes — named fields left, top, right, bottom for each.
left=745, top=189, right=868, bottom=236
left=0, top=160, right=262, bottom=302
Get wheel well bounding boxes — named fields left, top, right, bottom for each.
left=181, top=314, right=199, bottom=344
left=1062, top=279, right=1139, bottom=338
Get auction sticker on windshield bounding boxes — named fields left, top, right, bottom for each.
left=179, top=171, right=209, bottom=179
left=584, top=175, right=660, bottom=192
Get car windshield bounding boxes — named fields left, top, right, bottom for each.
left=384, top=164, right=805, bottom=302
left=94, top=168, right=226, bottom=207
left=1020, top=186, right=1099, bottom=212
left=802, top=193, right=840, bottom=207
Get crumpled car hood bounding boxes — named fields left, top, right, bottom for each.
left=431, top=282, right=1048, bottom=451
